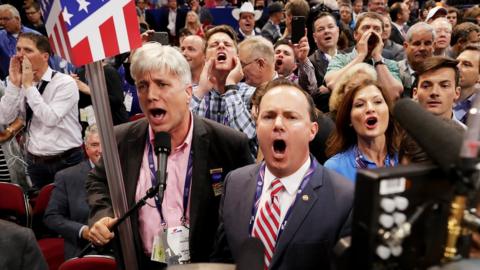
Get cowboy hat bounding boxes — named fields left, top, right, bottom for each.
left=232, top=2, right=262, bottom=21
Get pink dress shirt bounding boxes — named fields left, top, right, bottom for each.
left=135, top=116, right=194, bottom=255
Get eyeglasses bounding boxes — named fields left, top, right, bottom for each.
left=241, top=58, right=260, bottom=68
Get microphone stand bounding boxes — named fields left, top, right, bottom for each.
left=442, top=92, right=480, bottom=262
left=78, top=177, right=166, bottom=258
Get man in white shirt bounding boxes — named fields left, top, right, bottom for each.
left=0, top=32, right=83, bottom=191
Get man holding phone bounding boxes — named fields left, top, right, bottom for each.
left=324, top=12, right=403, bottom=101
left=281, top=0, right=309, bottom=42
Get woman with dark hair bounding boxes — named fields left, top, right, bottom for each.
left=324, top=79, right=399, bottom=182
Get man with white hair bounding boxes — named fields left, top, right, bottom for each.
left=87, top=43, right=252, bottom=270
left=399, top=22, right=435, bottom=96
left=431, top=17, right=452, bottom=57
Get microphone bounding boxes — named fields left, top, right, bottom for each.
left=393, top=98, right=463, bottom=172
left=154, top=132, right=171, bottom=203
left=236, top=238, right=264, bottom=270
left=78, top=132, right=171, bottom=258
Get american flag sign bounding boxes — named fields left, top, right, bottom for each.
left=39, top=0, right=142, bottom=66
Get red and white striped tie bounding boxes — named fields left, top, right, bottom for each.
left=252, top=178, right=284, bottom=269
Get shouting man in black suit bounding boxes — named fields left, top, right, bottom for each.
left=214, top=79, right=353, bottom=269
left=86, top=43, right=253, bottom=270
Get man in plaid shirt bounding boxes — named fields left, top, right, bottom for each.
left=190, top=25, right=257, bottom=155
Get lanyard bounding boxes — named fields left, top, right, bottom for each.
left=249, top=157, right=317, bottom=240
left=147, top=136, right=193, bottom=227
left=354, top=145, right=395, bottom=169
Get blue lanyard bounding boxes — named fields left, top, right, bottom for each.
left=354, top=145, right=395, bottom=169
left=249, top=157, right=317, bottom=240
left=147, top=136, right=193, bottom=227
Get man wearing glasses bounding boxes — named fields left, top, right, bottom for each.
left=0, top=4, right=39, bottom=80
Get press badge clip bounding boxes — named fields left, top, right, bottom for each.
left=210, top=168, right=224, bottom=196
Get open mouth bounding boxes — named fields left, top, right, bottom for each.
left=275, top=59, right=283, bottom=66
left=273, top=139, right=286, bottom=154
left=324, top=36, right=332, bottom=41
left=365, top=116, right=378, bottom=128
left=217, top=52, right=227, bottom=62
left=150, top=108, right=166, bottom=118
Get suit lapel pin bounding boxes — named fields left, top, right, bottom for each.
left=302, top=195, right=309, bottom=201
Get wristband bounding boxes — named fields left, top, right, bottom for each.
left=225, top=84, right=239, bottom=91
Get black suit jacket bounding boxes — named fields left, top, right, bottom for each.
left=261, top=21, right=282, bottom=44
left=309, top=49, right=329, bottom=88
left=44, top=160, right=91, bottom=260
left=86, top=116, right=253, bottom=269
left=146, top=7, right=186, bottom=37
left=213, top=158, right=354, bottom=269
left=389, top=25, right=405, bottom=46
left=0, top=220, right=48, bottom=270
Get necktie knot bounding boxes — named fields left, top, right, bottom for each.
left=270, top=179, right=284, bottom=198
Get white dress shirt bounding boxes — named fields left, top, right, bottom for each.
left=0, top=67, right=83, bottom=155
left=255, top=157, right=311, bottom=225
left=167, top=9, right=177, bottom=36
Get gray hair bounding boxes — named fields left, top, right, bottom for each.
left=406, top=22, right=436, bottom=43
left=238, top=36, right=274, bottom=65
left=0, top=4, right=20, bottom=19
left=84, top=124, right=99, bottom=144
left=130, top=42, right=192, bottom=85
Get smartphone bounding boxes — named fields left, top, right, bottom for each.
left=291, top=16, right=306, bottom=44
left=151, top=31, right=169, bottom=45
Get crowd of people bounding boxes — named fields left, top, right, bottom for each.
left=0, top=0, right=480, bottom=269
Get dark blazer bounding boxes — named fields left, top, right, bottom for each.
left=236, top=28, right=262, bottom=43
left=44, top=160, right=91, bottom=260
left=146, top=7, right=186, bottom=37
left=214, top=159, right=354, bottom=269
left=261, top=21, right=282, bottom=44
left=389, top=24, right=405, bottom=46
left=398, top=59, right=415, bottom=97
left=309, top=49, right=329, bottom=88
left=0, top=220, right=48, bottom=270
left=383, top=40, right=405, bottom=61
left=86, top=116, right=253, bottom=269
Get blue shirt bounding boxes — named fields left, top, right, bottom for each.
left=0, top=26, right=38, bottom=80
left=324, top=146, right=398, bottom=182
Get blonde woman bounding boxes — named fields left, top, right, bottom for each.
left=185, top=10, right=204, bottom=37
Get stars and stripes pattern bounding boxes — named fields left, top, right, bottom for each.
left=39, top=0, right=142, bottom=66
left=252, top=178, right=284, bottom=269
